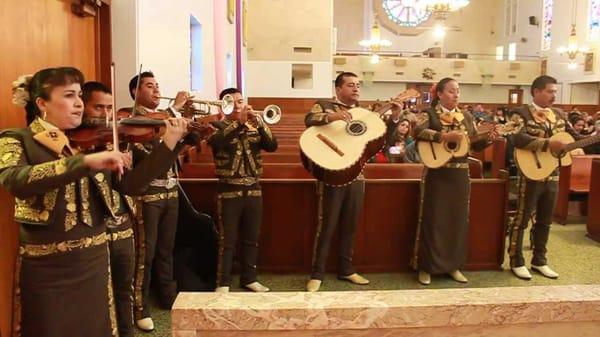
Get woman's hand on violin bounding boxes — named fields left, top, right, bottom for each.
left=172, top=91, right=191, bottom=111
left=162, top=117, right=189, bottom=150
left=84, top=151, right=132, bottom=175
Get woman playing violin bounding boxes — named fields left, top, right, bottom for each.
left=0, top=67, right=186, bottom=337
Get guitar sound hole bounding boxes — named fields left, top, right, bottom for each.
left=346, top=121, right=367, bottom=136
left=447, top=142, right=457, bottom=150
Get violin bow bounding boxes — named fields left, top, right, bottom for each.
left=109, top=62, right=125, bottom=177
left=132, top=63, right=143, bottom=116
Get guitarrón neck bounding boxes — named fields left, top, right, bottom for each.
left=566, top=133, right=600, bottom=152
left=374, top=102, right=394, bottom=116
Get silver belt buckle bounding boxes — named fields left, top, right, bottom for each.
left=166, top=178, right=177, bottom=189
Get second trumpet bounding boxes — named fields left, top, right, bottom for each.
left=247, top=105, right=282, bottom=125
left=159, top=94, right=234, bottom=115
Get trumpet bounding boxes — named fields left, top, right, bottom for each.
left=247, top=105, right=282, bottom=125
left=159, top=94, right=234, bottom=116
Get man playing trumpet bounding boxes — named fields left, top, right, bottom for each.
left=126, top=71, right=197, bottom=331
left=207, top=87, right=278, bottom=293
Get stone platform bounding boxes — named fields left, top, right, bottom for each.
left=172, top=285, right=600, bottom=337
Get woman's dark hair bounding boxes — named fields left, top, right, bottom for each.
left=430, top=77, right=456, bottom=108
left=25, top=67, right=85, bottom=124
left=569, top=114, right=584, bottom=126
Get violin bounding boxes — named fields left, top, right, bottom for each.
left=67, top=111, right=217, bottom=152
left=118, top=111, right=217, bottom=143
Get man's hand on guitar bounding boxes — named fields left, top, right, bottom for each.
left=329, top=111, right=353, bottom=122
left=441, top=131, right=464, bottom=143
left=548, top=139, right=567, bottom=152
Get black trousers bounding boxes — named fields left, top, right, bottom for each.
left=311, top=180, right=365, bottom=280
left=140, top=197, right=179, bottom=317
left=508, top=175, right=558, bottom=268
left=107, top=226, right=135, bottom=337
left=216, top=184, right=263, bottom=287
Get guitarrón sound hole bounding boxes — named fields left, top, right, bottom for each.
left=346, top=120, right=367, bottom=136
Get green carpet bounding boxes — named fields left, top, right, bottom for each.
left=134, top=223, right=600, bottom=336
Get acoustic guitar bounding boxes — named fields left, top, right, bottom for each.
left=299, top=89, right=420, bottom=185
left=418, top=121, right=515, bottom=169
left=514, top=132, right=600, bottom=181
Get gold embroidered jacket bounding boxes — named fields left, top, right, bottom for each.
left=207, top=119, right=277, bottom=178
left=0, top=118, right=175, bottom=230
left=415, top=106, right=490, bottom=153
left=305, top=100, right=350, bottom=127
left=510, top=104, right=582, bottom=151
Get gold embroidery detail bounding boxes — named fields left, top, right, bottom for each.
left=14, top=190, right=58, bottom=224
left=94, top=174, right=115, bottom=217
left=29, top=118, right=45, bottom=134
left=124, top=195, right=136, bottom=214
left=443, top=162, right=469, bottom=169
left=107, top=228, right=134, bottom=242
left=221, top=177, right=258, bottom=186
left=216, top=194, right=225, bottom=286
left=222, top=121, right=240, bottom=136
left=218, top=191, right=243, bottom=199
left=106, top=244, right=119, bottom=337
left=64, top=182, right=77, bottom=231
left=55, top=158, right=67, bottom=175
left=141, top=190, right=178, bottom=203
left=19, top=232, right=107, bottom=257
left=0, top=137, right=23, bottom=169
left=243, top=138, right=258, bottom=174
left=134, top=143, right=150, bottom=153
left=247, top=190, right=262, bottom=197
left=80, top=177, right=92, bottom=226
left=310, top=103, right=323, bottom=113
left=112, top=190, right=122, bottom=215
left=27, top=161, right=55, bottom=183
left=261, top=125, right=273, bottom=140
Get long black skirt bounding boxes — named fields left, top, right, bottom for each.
left=15, top=242, right=115, bottom=337
left=413, top=166, right=470, bottom=274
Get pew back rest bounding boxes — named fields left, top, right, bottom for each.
left=570, top=155, right=600, bottom=193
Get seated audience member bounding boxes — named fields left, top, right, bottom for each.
left=387, top=119, right=414, bottom=163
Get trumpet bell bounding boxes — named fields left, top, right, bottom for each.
left=221, top=94, right=234, bottom=115
left=262, top=105, right=282, bottom=124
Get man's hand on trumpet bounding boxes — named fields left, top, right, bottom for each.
left=246, top=105, right=263, bottom=128
left=240, top=104, right=261, bottom=127
left=172, top=91, right=191, bottom=111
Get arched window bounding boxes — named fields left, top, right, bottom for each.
left=381, top=0, right=431, bottom=27
left=590, top=0, right=600, bottom=40
left=541, top=0, right=553, bottom=50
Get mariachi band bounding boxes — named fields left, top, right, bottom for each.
left=1, top=65, right=579, bottom=336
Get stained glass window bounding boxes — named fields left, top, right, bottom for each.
left=382, top=0, right=431, bottom=28
left=590, top=0, right=600, bottom=40
left=542, top=0, right=552, bottom=50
